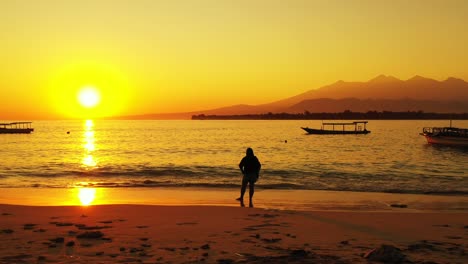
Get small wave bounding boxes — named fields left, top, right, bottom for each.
left=8, top=165, right=239, bottom=178
left=11, top=180, right=463, bottom=196
left=1, top=164, right=466, bottom=196
left=69, top=181, right=313, bottom=190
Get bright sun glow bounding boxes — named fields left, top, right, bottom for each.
left=78, top=188, right=96, bottom=206
left=78, top=86, right=100, bottom=108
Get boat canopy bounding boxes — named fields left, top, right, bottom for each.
left=322, top=121, right=368, bottom=125
left=0, top=122, right=33, bottom=128
left=423, top=127, right=468, bottom=137
left=321, top=121, right=368, bottom=131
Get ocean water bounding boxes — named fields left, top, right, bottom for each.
left=0, top=120, right=467, bottom=195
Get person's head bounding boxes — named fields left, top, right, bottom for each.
left=246, top=147, right=254, bottom=156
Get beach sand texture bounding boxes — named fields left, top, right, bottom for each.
left=0, top=204, right=467, bottom=263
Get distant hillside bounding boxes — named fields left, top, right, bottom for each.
left=266, top=75, right=468, bottom=109
left=285, top=98, right=468, bottom=113
left=113, top=75, right=468, bottom=119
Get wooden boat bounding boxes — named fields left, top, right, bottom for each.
left=420, top=126, right=468, bottom=146
left=301, top=121, right=370, bottom=135
left=0, top=122, right=34, bottom=134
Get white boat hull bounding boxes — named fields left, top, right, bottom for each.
left=423, top=135, right=468, bottom=146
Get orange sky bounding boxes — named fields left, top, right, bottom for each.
left=1, top=0, right=468, bottom=119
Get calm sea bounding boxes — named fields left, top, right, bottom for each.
left=0, top=120, right=467, bottom=195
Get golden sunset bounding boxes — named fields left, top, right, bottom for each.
left=0, top=1, right=467, bottom=263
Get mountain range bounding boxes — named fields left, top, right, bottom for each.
left=115, top=75, right=468, bottom=119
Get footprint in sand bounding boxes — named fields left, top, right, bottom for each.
left=76, top=224, right=112, bottom=230
left=445, top=236, right=462, bottom=240
left=1, top=229, right=14, bottom=234
left=433, top=224, right=451, bottom=227
left=248, top=213, right=279, bottom=218
left=241, top=238, right=256, bottom=244
left=340, top=240, right=350, bottom=245
left=217, top=258, right=235, bottom=264
left=261, top=238, right=282, bottom=243
left=76, top=231, right=104, bottom=239
left=130, top=247, right=145, bottom=253
left=200, top=244, right=210, bottom=250
left=49, top=237, right=65, bottom=243
left=54, top=222, right=74, bottom=227
left=176, top=222, right=198, bottom=226
left=23, top=223, right=37, bottom=230
left=66, top=241, right=75, bottom=247
left=0, top=254, right=34, bottom=263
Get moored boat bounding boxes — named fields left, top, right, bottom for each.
left=301, top=121, right=370, bottom=135
left=0, top=122, right=34, bottom=134
left=420, top=126, right=468, bottom=146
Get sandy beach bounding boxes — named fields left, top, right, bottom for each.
left=0, top=189, right=467, bottom=263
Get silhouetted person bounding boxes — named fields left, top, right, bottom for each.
left=237, top=147, right=261, bottom=207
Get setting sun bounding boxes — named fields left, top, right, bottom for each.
left=78, top=86, right=101, bottom=108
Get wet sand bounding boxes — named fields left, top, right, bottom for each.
left=1, top=187, right=467, bottom=211
left=0, top=190, right=467, bottom=263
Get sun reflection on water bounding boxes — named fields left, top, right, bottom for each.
left=78, top=188, right=96, bottom=206
left=82, top=155, right=96, bottom=167
left=82, top=120, right=97, bottom=168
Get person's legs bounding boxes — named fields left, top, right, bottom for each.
left=237, top=176, right=248, bottom=207
left=248, top=181, right=255, bottom=207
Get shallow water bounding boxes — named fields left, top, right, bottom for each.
left=0, top=120, right=467, bottom=194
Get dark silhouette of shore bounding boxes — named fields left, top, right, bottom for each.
left=192, top=110, right=468, bottom=120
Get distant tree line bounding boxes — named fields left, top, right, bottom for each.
left=192, top=110, right=468, bottom=120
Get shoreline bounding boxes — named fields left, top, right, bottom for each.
left=0, top=187, right=466, bottom=212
